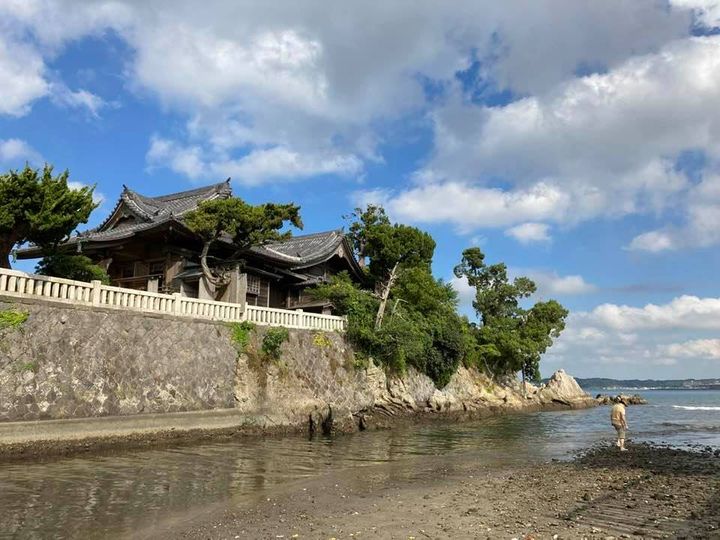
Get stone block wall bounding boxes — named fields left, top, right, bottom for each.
left=0, top=299, right=237, bottom=422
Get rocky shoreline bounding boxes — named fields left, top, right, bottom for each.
left=0, top=368, right=595, bottom=462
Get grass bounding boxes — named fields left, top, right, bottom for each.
left=229, top=321, right=255, bottom=352
left=0, top=308, right=29, bottom=331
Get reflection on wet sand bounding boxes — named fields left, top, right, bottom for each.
left=1, top=410, right=596, bottom=539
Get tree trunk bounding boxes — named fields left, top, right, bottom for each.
left=374, top=262, right=399, bottom=330
left=199, top=239, right=224, bottom=287
left=0, top=237, right=14, bottom=269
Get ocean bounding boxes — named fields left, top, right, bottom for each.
left=571, top=388, right=720, bottom=449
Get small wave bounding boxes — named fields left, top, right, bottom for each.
left=672, top=405, right=720, bottom=411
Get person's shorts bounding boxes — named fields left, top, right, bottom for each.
left=612, top=423, right=626, bottom=439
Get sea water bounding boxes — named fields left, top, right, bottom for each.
left=575, top=388, right=720, bottom=449
left=0, top=389, right=718, bottom=538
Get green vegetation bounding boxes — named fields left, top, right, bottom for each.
left=0, top=164, right=97, bottom=269
left=36, top=254, right=110, bottom=284
left=454, top=248, right=568, bottom=383
left=229, top=321, right=255, bottom=352
left=262, top=326, right=289, bottom=361
left=313, top=205, right=568, bottom=387
left=0, top=308, right=29, bottom=330
left=184, top=197, right=302, bottom=287
left=312, top=331, right=332, bottom=349
left=15, top=360, right=38, bottom=373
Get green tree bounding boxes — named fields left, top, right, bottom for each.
left=345, top=204, right=390, bottom=268
left=347, top=205, right=435, bottom=329
left=0, top=165, right=97, bottom=269
left=454, top=247, right=568, bottom=382
left=312, top=267, right=470, bottom=387
left=36, top=254, right=110, bottom=284
left=184, top=197, right=303, bottom=286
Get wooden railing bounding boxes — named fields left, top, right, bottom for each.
left=0, top=268, right=346, bottom=331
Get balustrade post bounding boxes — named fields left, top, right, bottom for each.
left=173, top=292, right=182, bottom=315
left=91, top=280, right=102, bottom=306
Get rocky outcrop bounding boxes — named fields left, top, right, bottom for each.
left=596, top=393, right=648, bottom=405
left=538, top=369, right=598, bottom=409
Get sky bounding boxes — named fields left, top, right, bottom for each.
left=1, top=0, right=720, bottom=379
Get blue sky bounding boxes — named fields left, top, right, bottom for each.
left=2, top=0, right=720, bottom=379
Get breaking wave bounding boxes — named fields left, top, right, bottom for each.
left=672, top=405, right=720, bottom=411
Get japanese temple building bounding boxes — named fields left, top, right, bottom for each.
left=17, top=181, right=364, bottom=314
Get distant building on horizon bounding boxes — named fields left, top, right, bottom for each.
left=17, top=180, right=363, bottom=314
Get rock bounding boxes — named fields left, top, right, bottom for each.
left=595, top=394, right=648, bottom=406
left=538, top=370, right=596, bottom=409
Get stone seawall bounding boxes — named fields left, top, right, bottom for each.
left=0, top=297, right=594, bottom=450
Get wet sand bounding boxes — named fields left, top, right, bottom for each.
left=153, top=444, right=719, bottom=540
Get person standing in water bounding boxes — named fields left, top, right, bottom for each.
left=611, top=398, right=629, bottom=451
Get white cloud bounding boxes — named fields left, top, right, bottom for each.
left=0, top=0, right=698, bottom=183
left=627, top=230, right=676, bottom=253
left=545, top=295, right=720, bottom=377
left=0, top=36, right=48, bottom=116
left=628, top=173, right=720, bottom=252
left=49, top=83, right=108, bottom=118
left=67, top=181, right=105, bottom=206
left=660, top=339, right=720, bottom=360
left=147, top=137, right=361, bottom=186
left=505, top=222, right=551, bottom=244
left=356, top=182, right=570, bottom=233
left=586, top=296, right=720, bottom=331
left=670, top=0, right=720, bottom=27
left=367, top=35, right=720, bottom=243
left=0, top=139, right=42, bottom=164
left=523, top=271, right=596, bottom=296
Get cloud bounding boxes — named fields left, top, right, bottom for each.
left=523, top=271, right=596, bottom=296
left=0, top=139, right=42, bottom=164
left=366, top=35, right=720, bottom=244
left=67, top=181, right=105, bottom=206
left=627, top=173, right=720, bottom=251
left=355, top=182, right=570, bottom=232
left=505, top=222, right=551, bottom=244
left=0, top=36, right=48, bottom=116
left=147, top=137, right=362, bottom=186
left=49, top=83, right=108, bottom=118
left=670, top=0, right=720, bottom=27
left=545, top=295, right=720, bottom=377
left=660, top=338, right=720, bottom=360
left=586, top=296, right=720, bottom=331
left=1, top=0, right=698, bottom=184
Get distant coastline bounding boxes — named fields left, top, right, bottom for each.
left=574, top=377, right=720, bottom=391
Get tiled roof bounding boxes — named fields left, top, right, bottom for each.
left=121, top=181, right=232, bottom=220
left=78, top=180, right=233, bottom=242
left=250, top=230, right=345, bottom=267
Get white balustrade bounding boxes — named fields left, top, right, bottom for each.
left=0, top=267, right=347, bottom=332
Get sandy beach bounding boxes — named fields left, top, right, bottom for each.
left=145, top=444, right=720, bottom=540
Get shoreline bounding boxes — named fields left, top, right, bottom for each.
left=148, top=443, right=720, bottom=540
left=0, top=399, right=588, bottom=463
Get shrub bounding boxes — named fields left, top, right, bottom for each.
left=312, top=331, right=332, bottom=349
left=229, top=321, right=255, bottom=352
left=36, top=254, right=110, bottom=284
left=262, top=326, right=289, bottom=361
